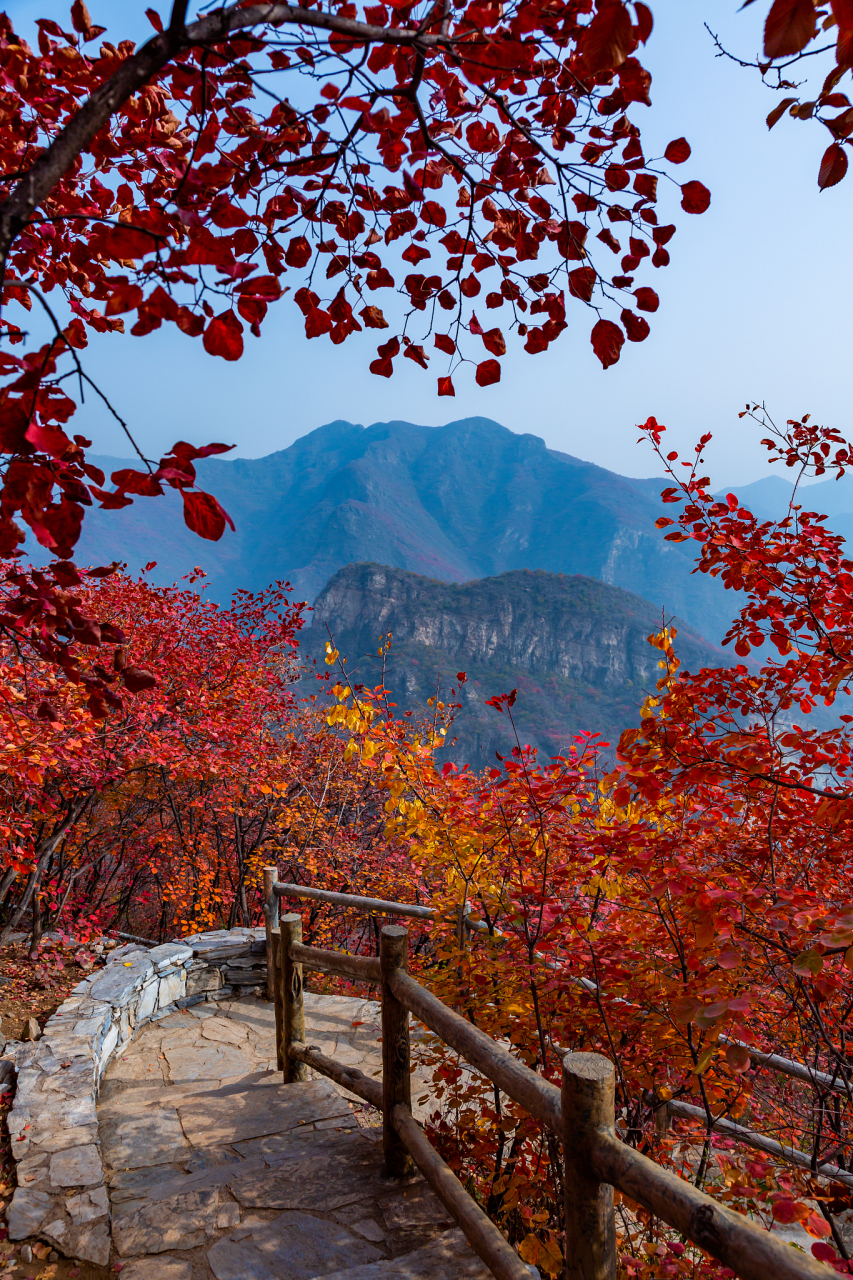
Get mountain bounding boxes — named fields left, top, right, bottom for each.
left=66, top=417, right=737, bottom=641
left=303, top=564, right=730, bottom=766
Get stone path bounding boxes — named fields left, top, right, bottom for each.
left=98, top=991, right=494, bottom=1279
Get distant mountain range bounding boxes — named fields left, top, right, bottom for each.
left=57, top=416, right=853, bottom=650
left=304, top=564, right=730, bottom=765
left=66, top=416, right=737, bottom=640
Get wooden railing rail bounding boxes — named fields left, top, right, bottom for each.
left=666, top=1098, right=853, bottom=1190
left=263, top=870, right=835, bottom=1280
left=719, top=1034, right=853, bottom=1099
left=273, top=877, right=491, bottom=931
left=269, top=874, right=849, bottom=1103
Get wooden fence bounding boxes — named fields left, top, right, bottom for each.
left=262, top=869, right=835, bottom=1280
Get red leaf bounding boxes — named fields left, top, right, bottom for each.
left=725, top=1044, right=751, bottom=1074
left=25, top=423, right=72, bottom=458
left=634, top=1, right=653, bottom=42
left=234, top=275, right=281, bottom=299
left=437, top=376, right=455, bottom=396
left=767, top=97, right=797, bottom=129
left=772, top=1198, right=809, bottom=1225
left=591, top=318, right=624, bottom=368
left=475, top=359, right=501, bottom=387
left=402, top=244, right=431, bottom=265
left=96, top=225, right=158, bottom=260
left=764, top=0, right=816, bottom=58
left=285, top=236, right=312, bottom=268
left=168, top=441, right=234, bottom=462
left=818, top=142, right=849, bottom=189
left=680, top=181, right=711, bottom=214
left=434, top=334, right=456, bottom=355
left=182, top=489, right=235, bottom=541
left=360, top=305, right=388, bottom=329
left=122, top=667, right=158, bottom=693
left=175, top=306, right=205, bottom=338
left=105, top=284, right=143, bottom=317
left=369, top=335, right=399, bottom=378
left=70, top=0, right=92, bottom=32
left=664, top=138, right=691, bottom=164
left=605, top=164, right=630, bottom=191
left=568, top=266, right=597, bottom=303
left=621, top=309, right=650, bottom=342
left=583, top=1, right=634, bottom=72
left=203, top=311, right=244, bottom=361
left=110, top=468, right=163, bottom=497
left=633, top=286, right=659, bottom=312
left=482, top=328, right=506, bottom=357
left=304, top=308, right=333, bottom=339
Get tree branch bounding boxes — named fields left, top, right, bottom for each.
left=0, top=1, right=455, bottom=265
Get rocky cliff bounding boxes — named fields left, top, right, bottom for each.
left=305, top=564, right=730, bottom=767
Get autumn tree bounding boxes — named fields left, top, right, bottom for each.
left=0, top=566, right=304, bottom=943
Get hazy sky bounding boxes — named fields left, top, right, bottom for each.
left=9, top=0, right=851, bottom=485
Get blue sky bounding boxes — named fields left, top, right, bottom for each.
left=8, top=0, right=851, bottom=485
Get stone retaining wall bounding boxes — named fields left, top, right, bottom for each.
left=1, top=927, right=268, bottom=1266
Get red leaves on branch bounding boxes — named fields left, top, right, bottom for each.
left=437, top=376, right=455, bottom=396
left=0, top=0, right=724, bottom=682
left=621, top=309, right=650, bottom=342
left=591, top=318, right=625, bottom=368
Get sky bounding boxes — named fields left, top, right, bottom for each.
left=8, top=0, right=851, bottom=485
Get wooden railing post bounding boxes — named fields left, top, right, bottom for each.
left=562, top=1052, right=617, bottom=1280
left=280, top=912, right=307, bottom=1084
left=381, top=925, right=413, bottom=1179
left=270, top=927, right=284, bottom=1071
left=262, top=865, right=279, bottom=1002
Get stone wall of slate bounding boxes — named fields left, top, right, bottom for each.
left=0, top=927, right=268, bottom=1266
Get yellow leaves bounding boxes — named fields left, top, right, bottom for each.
left=518, top=1231, right=562, bottom=1276
left=325, top=642, right=339, bottom=666
left=585, top=872, right=622, bottom=900
left=694, top=1044, right=716, bottom=1075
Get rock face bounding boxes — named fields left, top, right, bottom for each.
left=308, top=564, right=730, bottom=766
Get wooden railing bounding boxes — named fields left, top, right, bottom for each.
left=262, top=870, right=834, bottom=1280
left=269, top=874, right=853, bottom=1189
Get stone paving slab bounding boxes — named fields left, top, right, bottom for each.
left=96, top=991, right=498, bottom=1277
left=321, top=1229, right=493, bottom=1278
left=176, top=1077, right=351, bottom=1147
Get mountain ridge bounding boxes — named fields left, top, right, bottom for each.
left=65, top=416, right=739, bottom=641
